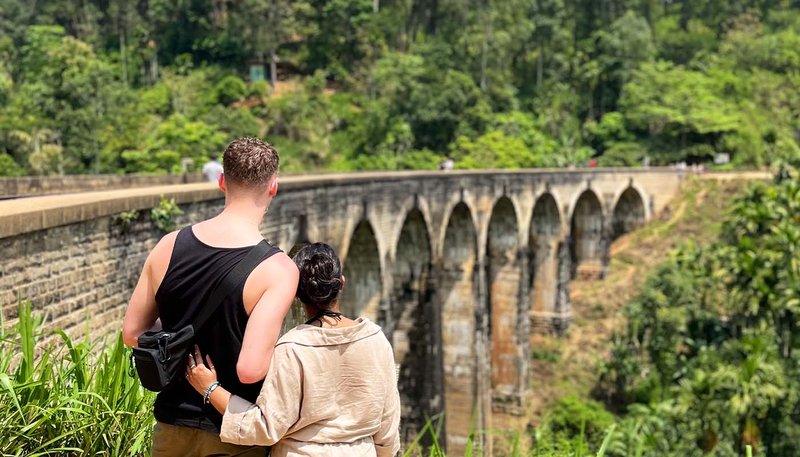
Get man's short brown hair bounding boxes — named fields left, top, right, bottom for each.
left=222, top=138, right=280, bottom=187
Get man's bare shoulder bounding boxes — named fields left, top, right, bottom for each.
left=145, top=230, right=180, bottom=284
left=252, top=251, right=299, bottom=283
left=249, top=251, right=298, bottom=290
left=242, top=250, right=298, bottom=313
left=149, top=230, right=179, bottom=261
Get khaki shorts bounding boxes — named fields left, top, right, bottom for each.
left=152, top=421, right=268, bottom=457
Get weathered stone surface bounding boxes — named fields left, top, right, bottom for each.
left=0, top=174, right=205, bottom=198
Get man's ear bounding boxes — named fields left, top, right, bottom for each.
left=218, top=173, right=227, bottom=192
left=268, top=176, right=279, bottom=197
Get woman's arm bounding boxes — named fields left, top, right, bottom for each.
left=185, top=344, right=302, bottom=446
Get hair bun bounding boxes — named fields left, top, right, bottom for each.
left=292, top=243, right=343, bottom=309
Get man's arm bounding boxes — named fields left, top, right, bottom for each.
left=237, top=253, right=299, bottom=384
left=122, top=232, right=176, bottom=347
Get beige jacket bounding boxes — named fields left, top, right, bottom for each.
left=220, top=318, right=401, bottom=457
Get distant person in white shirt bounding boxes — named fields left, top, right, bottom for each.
left=202, top=157, right=224, bottom=183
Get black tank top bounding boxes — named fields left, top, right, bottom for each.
left=153, top=226, right=281, bottom=433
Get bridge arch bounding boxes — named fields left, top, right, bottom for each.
left=439, top=201, right=479, bottom=453
left=569, top=189, right=606, bottom=279
left=392, top=208, right=439, bottom=443
left=436, top=197, right=479, bottom=260
left=388, top=196, right=435, bottom=261
left=340, top=220, right=383, bottom=321
left=529, top=192, right=562, bottom=325
left=486, top=196, right=524, bottom=411
left=612, top=185, right=647, bottom=239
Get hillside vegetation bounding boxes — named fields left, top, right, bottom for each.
left=529, top=177, right=748, bottom=420
left=1, top=1, right=800, bottom=176
left=528, top=172, right=800, bottom=456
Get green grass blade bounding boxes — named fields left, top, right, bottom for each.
left=596, top=424, right=616, bottom=457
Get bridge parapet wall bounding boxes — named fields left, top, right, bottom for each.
left=0, top=174, right=207, bottom=199
left=0, top=184, right=225, bottom=339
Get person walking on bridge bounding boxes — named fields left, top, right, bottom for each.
left=123, top=137, right=298, bottom=457
left=203, top=155, right=225, bottom=183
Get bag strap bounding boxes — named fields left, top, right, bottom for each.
left=191, top=240, right=271, bottom=332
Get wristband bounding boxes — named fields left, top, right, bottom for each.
left=203, top=381, right=221, bottom=405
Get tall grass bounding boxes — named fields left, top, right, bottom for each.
left=0, top=300, right=154, bottom=456
left=402, top=416, right=614, bottom=457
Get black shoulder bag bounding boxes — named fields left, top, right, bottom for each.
left=130, top=240, right=270, bottom=392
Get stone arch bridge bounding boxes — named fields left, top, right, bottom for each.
left=0, top=169, right=685, bottom=454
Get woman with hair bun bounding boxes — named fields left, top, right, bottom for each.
left=185, top=242, right=401, bottom=457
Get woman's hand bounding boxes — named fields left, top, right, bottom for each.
left=186, top=345, right=218, bottom=396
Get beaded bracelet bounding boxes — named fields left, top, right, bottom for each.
left=203, top=381, right=221, bottom=405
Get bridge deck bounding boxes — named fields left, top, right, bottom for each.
left=0, top=169, right=768, bottom=240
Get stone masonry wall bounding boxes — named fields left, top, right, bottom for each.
left=0, top=198, right=224, bottom=341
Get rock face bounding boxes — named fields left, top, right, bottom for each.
left=0, top=169, right=683, bottom=454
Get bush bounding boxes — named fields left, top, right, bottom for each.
left=212, top=75, right=247, bottom=106
left=597, top=142, right=646, bottom=167
left=151, top=195, right=183, bottom=233
left=535, top=396, right=616, bottom=451
left=0, top=152, right=24, bottom=176
left=247, top=80, right=270, bottom=98
left=201, top=105, right=262, bottom=140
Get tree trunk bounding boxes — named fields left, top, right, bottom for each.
left=267, top=0, right=278, bottom=88
left=536, top=40, right=543, bottom=87
left=480, top=14, right=492, bottom=92
left=429, top=0, right=439, bottom=35
left=480, top=39, right=488, bottom=91
left=119, top=27, right=128, bottom=86
left=150, top=54, right=159, bottom=82
left=270, top=49, right=278, bottom=88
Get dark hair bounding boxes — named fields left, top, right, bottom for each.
left=222, top=137, right=279, bottom=188
left=292, top=243, right=343, bottom=309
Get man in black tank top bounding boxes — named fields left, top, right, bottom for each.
left=123, top=138, right=299, bottom=457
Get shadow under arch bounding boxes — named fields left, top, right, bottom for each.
left=529, top=192, right=565, bottom=327
left=392, top=208, right=439, bottom=445
left=340, top=220, right=383, bottom=321
left=569, top=189, right=605, bottom=279
left=612, top=187, right=646, bottom=239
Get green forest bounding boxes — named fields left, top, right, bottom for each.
left=1, top=1, right=800, bottom=176
left=3, top=3, right=800, bottom=455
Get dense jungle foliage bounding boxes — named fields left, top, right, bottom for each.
left=1, top=1, right=800, bottom=176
